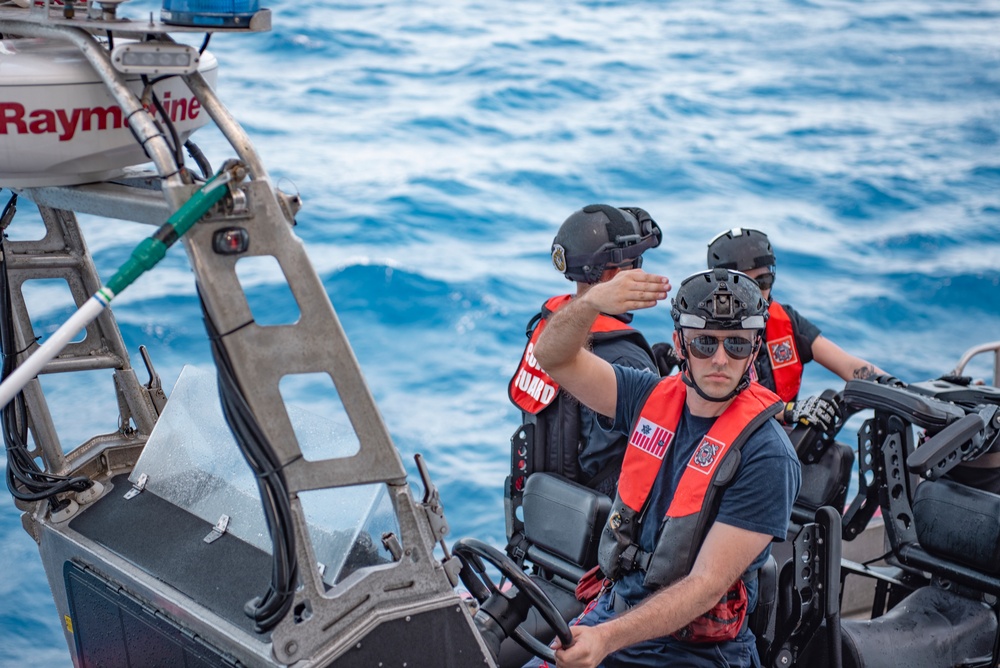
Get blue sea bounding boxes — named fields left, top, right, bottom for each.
left=2, top=0, right=999, bottom=663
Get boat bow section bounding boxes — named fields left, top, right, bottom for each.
left=0, top=5, right=493, bottom=666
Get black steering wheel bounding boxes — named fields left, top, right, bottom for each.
left=453, top=538, right=573, bottom=662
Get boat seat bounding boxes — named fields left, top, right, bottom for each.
left=889, top=478, right=1000, bottom=598
left=519, top=472, right=612, bottom=582
left=790, top=441, right=854, bottom=526
left=496, top=473, right=611, bottom=668
left=797, top=585, right=998, bottom=668
left=794, top=464, right=1000, bottom=667
left=912, top=478, right=1000, bottom=576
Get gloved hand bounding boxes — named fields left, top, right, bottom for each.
left=784, top=394, right=842, bottom=436
left=652, top=342, right=681, bottom=376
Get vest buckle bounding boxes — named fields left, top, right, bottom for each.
left=619, top=544, right=640, bottom=572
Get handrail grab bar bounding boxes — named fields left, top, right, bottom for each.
left=951, top=340, right=1000, bottom=387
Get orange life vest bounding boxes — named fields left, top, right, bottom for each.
left=508, top=295, right=640, bottom=414
left=763, top=301, right=803, bottom=403
left=598, top=374, right=782, bottom=588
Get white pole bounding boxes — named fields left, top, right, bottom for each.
left=0, top=166, right=235, bottom=413
left=0, top=291, right=112, bottom=410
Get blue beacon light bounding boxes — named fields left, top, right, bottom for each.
left=161, top=0, right=259, bottom=28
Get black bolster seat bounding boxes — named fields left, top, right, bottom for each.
left=797, top=585, right=998, bottom=668
left=800, top=476, right=1000, bottom=668
left=912, top=478, right=1000, bottom=577
left=791, top=441, right=854, bottom=524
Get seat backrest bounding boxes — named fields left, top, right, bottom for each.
left=796, top=442, right=854, bottom=511
left=789, top=442, right=854, bottom=528
left=912, top=478, right=1000, bottom=576
left=521, top=472, right=612, bottom=582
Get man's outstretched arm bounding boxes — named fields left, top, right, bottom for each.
left=534, top=270, right=670, bottom=417
left=810, top=335, right=886, bottom=381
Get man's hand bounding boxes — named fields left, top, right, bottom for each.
left=785, top=394, right=842, bottom=436
left=651, top=341, right=681, bottom=376
left=580, top=269, right=670, bottom=316
left=553, top=625, right=610, bottom=668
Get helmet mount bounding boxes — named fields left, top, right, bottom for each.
left=671, top=268, right=768, bottom=332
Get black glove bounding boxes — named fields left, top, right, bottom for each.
left=651, top=342, right=681, bottom=376
left=784, top=394, right=842, bottom=436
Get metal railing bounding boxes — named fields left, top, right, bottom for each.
left=951, top=340, right=1000, bottom=387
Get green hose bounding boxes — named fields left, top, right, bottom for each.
left=106, top=166, right=237, bottom=296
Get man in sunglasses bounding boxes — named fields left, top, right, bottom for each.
left=526, top=267, right=800, bottom=668
left=707, top=228, right=886, bottom=438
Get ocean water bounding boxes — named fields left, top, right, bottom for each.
left=2, top=0, right=999, bottom=664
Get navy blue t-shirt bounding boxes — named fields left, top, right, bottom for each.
left=605, top=366, right=801, bottom=610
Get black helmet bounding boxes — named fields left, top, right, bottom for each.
left=551, top=204, right=662, bottom=284
left=706, top=228, right=775, bottom=273
left=671, top=268, right=768, bottom=332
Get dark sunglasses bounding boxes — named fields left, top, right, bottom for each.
left=686, top=335, right=755, bottom=360
left=754, top=272, right=774, bottom=291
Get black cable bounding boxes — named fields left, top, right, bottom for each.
left=141, top=73, right=186, bottom=174
left=0, top=192, right=16, bottom=232
left=154, top=93, right=185, bottom=172
left=199, top=291, right=298, bottom=633
left=184, top=140, right=213, bottom=180
left=861, top=549, right=894, bottom=567
left=1, top=228, right=91, bottom=502
left=199, top=33, right=212, bottom=54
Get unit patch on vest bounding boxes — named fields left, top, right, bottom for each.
left=767, top=335, right=798, bottom=369
left=628, top=417, right=674, bottom=460
left=687, top=436, right=725, bottom=475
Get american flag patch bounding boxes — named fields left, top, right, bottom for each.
left=628, top=417, right=674, bottom=460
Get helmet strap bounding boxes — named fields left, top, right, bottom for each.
left=681, top=370, right=739, bottom=403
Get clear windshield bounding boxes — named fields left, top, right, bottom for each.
left=129, top=365, right=398, bottom=586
